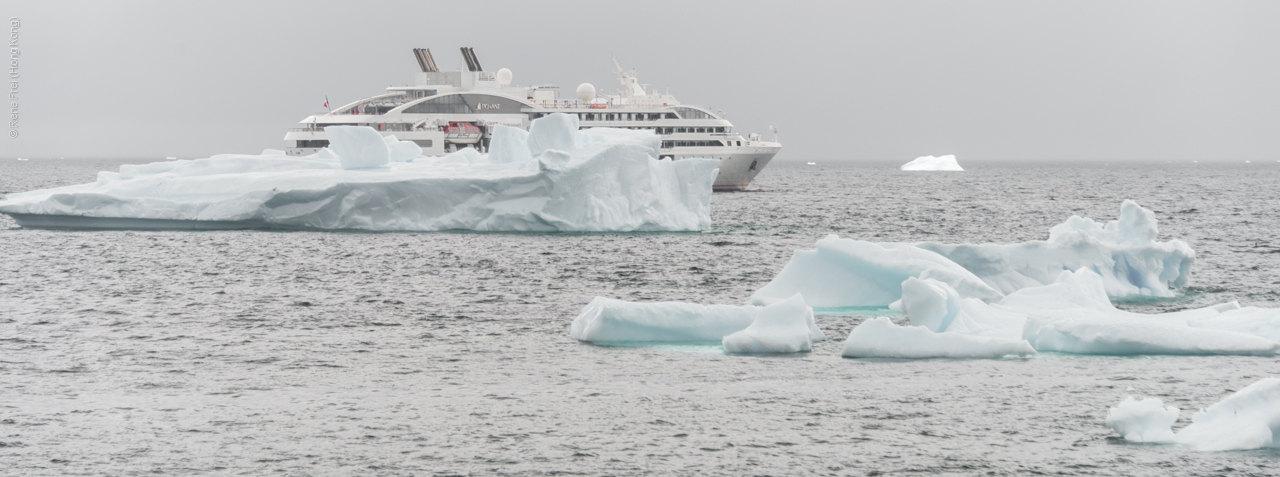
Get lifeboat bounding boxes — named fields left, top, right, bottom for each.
left=443, top=121, right=482, bottom=144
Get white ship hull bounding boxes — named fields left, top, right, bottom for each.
left=284, top=49, right=782, bottom=191
left=662, top=146, right=779, bottom=192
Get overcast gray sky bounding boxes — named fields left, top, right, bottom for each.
left=4, top=0, right=1278, bottom=162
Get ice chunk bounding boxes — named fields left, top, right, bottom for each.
left=901, top=277, right=962, bottom=332
left=0, top=114, right=720, bottom=232
left=901, top=154, right=963, bottom=171
left=527, top=113, right=579, bottom=156
left=487, top=125, right=532, bottom=164
left=1175, top=378, right=1280, bottom=451
left=1106, top=396, right=1179, bottom=443
left=916, top=201, right=1195, bottom=298
left=326, top=126, right=390, bottom=169
left=381, top=135, right=423, bottom=163
left=571, top=297, right=758, bottom=342
left=1006, top=269, right=1280, bottom=356
left=840, top=317, right=1035, bottom=359
left=1104, top=378, right=1280, bottom=452
left=901, top=277, right=1026, bottom=340
left=722, top=294, right=821, bottom=354
left=751, top=235, right=1004, bottom=308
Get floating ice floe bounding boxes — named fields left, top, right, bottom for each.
left=750, top=236, right=1004, bottom=308
left=752, top=201, right=1194, bottom=307
left=917, top=200, right=1194, bottom=298
left=1107, top=378, right=1280, bottom=451
left=841, top=317, right=1035, bottom=359
left=889, top=268, right=1280, bottom=356
left=1002, top=269, right=1280, bottom=356
left=1105, top=396, right=1179, bottom=443
left=840, top=277, right=1035, bottom=359
left=0, top=114, right=719, bottom=232
left=571, top=298, right=758, bottom=342
left=568, top=200, right=1280, bottom=359
left=900, top=154, right=963, bottom=171
left=572, top=294, right=823, bottom=351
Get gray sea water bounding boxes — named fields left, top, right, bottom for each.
left=2, top=158, right=1279, bottom=476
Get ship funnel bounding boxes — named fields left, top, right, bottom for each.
left=413, top=48, right=439, bottom=73
left=460, top=47, right=483, bottom=72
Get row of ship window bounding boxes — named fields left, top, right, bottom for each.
left=532, top=112, right=679, bottom=121
left=300, top=138, right=736, bottom=149
left=662, top=140, right=740, bottom=148
left=579, top=125, right=729, bottom=134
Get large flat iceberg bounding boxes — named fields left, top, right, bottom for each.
left=0, top=114, right=720, bottom=232
left=1107, top=378, right=1280, bottom=451
left=901, top=154, right=963, bottom=171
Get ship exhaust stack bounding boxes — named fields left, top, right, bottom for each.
left=460, top=47, right=483, bottom=72
left=413, top=48, right=439, bottom=73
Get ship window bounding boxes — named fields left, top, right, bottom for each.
left=671, top=106, right=718, bottom=120
left=715, top=127, right=724, bottom=133
left=402, top=93, right=527, bottom=114
left=696, top=128, right=705, bottom=133
left=403, top=94, right=472, bottom=114
left=676, top=127, right=686, bottom=133
left=412, top=139, right=433, bottom=147
left=737, top=141, right=741, bottom=146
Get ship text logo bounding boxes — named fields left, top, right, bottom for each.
left=475, top=103, right=502, bottom=111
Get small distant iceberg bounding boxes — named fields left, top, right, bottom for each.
left=1107, top=378, right=1280, bottom=451
left=901, top=154, right=963, bottom=171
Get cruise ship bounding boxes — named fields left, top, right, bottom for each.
left=283, top=48, right=780, bottom=191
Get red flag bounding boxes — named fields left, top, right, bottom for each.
left=323, top=100, right=328, bottom=108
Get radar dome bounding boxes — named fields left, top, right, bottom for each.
left=496, top=68, right=512, bottom=86
left=576, top=83, right=596, bottom=102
